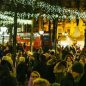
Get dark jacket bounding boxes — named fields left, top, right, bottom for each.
left=0, top=64, right=17, bottom=86
left=16, top=62, right=28, bottom=83
left=78, top=64, right=86, bottom=86
left=60, top=72, right=76, bottom=86
left=78, top=74, right=86, bottom=86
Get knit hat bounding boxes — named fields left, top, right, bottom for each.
left=72, top=61, right=84, bottom=74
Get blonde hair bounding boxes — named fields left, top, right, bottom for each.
left=2, top=56, right=13, bottom=65
left=31, top=71, right=40, bottom=78
left=33, top=78, right=50, bottom=86
left=19, top=56, right=25, bottom=63
left=28, top=71, right=40, bottom=86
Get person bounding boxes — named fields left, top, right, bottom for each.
left=60, top=61, right=84, bottom=86
left=53, top=61, right=67, bottom=84
left=16, top=56, right=28, bottom=86
left=64, top=54, right=73, bottom=72
left=78, top=64, right=86, bottom=86
left=78, top=55, right=86, bottom=86
left=28, top=71, right=40, bottom=86
left=33, top=78, right=50, bottom=86
left=0, top=64, right=17, bottom=86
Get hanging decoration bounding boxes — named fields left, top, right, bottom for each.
left=0, top=0, right=86, bottom=25
left=0, top=13, right=33, bottom=25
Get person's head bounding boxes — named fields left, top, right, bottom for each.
left=27, top=51, right=33, bottom=56
left=65, top=55, right=73, bottom=62
left=28, top=71, right=41, bottom=86
left=6, top=53, right=12, bottom=57
left=65, top=53, right=74, bottom=61
left=79, top=55, right=86, bottom=65
left=53, top=61, right=67, bottom=83
left=30, top=71, right=40, bottom=81
left=2, top=56, right=13, bottom=66
left=53, top=61, right=67, bottom=73
left=19, top=56, right=25, bottom=63
left=71, top=61, right=84, bottom=79
left=79, top=57, right=85, bottom=65
left=33, top=78, right=50, bottom=86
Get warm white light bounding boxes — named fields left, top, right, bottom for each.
left=39, top=30, right=44, bottom=35
left=34, top=33, right=40, bottom=37
left=0, top=27, right=8, bottom=33
left=17, top=19, right=32, bottom=24
left=60, top=36, right=73, bottom=47
left=62, top=32, right=68, bottom=36
left=77, top=41, right=84, bottom=50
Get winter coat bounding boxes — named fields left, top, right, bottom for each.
left=78, top=64, right=86, bottom=86
left=60, top=72, right=76, bottom=86
left=16, top=62, right=28, bottom=83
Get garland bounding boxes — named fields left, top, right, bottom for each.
left=0, top=0, right=86, bottom=24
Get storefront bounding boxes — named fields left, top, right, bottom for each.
left=0, top=26, right=9, bottom=44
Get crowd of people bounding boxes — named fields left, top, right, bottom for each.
left=0, top=42, right=86, bottom=86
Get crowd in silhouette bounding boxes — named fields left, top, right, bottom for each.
left=0, top=42, right=86, bottom=86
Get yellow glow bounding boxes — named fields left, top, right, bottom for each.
left=60, top=36, right=73, bottom=47
left=77, top=41, right=84, bottom=50
left=57, top=18, right=85, bottom=49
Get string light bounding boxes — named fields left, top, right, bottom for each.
left=0, top=0, right=86, bottom=25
